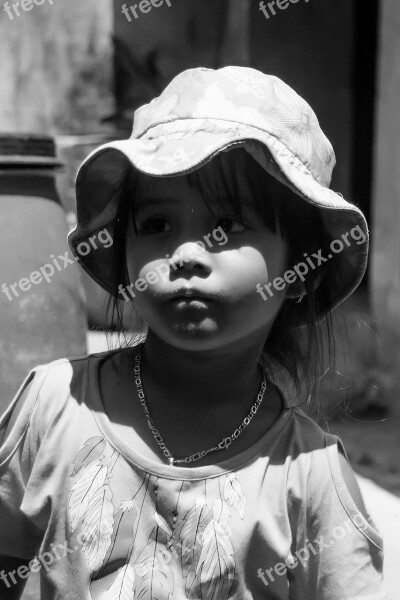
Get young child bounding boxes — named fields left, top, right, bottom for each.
left=0, top=67, right=391, bottom=599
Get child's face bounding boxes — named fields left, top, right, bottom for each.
left=125, top=173, right=289, bottom=352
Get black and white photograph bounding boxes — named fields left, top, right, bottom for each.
left=0, top=1, right=399, bottom=598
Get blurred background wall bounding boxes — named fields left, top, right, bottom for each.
left=0, top=0, right=114, bottom=132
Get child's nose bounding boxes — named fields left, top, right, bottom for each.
left=169, top=241, right=212, bottom=276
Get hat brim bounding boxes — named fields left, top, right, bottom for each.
left=68, top=121, right=368, bottom=321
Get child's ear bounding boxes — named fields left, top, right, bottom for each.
left=285, top=283, right=306, bottom=301
left=285, top=270, right=324, bottom=300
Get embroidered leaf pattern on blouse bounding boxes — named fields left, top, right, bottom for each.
left=178, top=497, right=211, bottom=593
left=69, top=455, right=111, bottom=532
left=154, top=511, right=173, bottom=538
left=68, top=443, right=120, bottom=576
left=223, top=473, right=247, bottom=519
left=67, top=439, right=247, bottom=600
left=134, top=535, right=175, bottom=599
left=96, top=497, right=139, bottom=582
left=70, top=436, right=107, bottom=477
left=95, top=476, right=150, bottom=592
left=99, top=564, right=135, bottom=600
left=194, top=515, right=235, bottom=599
left=79, top=473, right=116, bottom=571
left=212, top=499, right=231, bottom=530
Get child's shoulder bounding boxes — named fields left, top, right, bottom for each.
left=287, top=406, right=343, bottom=474
left=282, top=401, right=339, bottom=455
left=37, top=347, right=120, bottom=370
left=31, top=346, right=132, bottom=387
left=32, top=347, right=135, bottom=411
left=0, top=348, right=130, bottom=451
left=22, top=349, right=113, bottom=403
left=278, top=403, right=356, bottom=494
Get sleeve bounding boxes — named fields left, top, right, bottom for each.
left=289, top=433, right=392, bottom=600
left=0, top=365, right=49, bottom=559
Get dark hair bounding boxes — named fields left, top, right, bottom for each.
left=106, top=147, right=343, bottom=414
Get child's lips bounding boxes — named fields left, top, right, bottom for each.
left=166, top=289, right=217, bottom=309
left=167, top=288, right=216, bottom=301
left=172, top=297, right=212, bottom=310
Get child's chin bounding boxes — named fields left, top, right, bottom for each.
left=172, top=317, right=218, bottom=337
left=162, top=318, right=229, bottom=349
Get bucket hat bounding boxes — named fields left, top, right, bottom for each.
left=68, top=66, right=368, bottom=321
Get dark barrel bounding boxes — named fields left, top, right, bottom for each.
left=0, top=134, right=87, bottom=413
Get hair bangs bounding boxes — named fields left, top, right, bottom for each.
left=186, top=149, right=283, bottom=235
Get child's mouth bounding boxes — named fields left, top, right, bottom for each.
left=172, top=298, right=212, bottom=310
left=166, top=287, right=217, bottom=302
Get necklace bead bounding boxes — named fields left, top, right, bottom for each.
left=133, top=346, right=268, bottom=466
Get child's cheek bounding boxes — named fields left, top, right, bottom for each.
left=126, top=259, right=170, bottom=292
left=229, top=237, right=288, bottom=282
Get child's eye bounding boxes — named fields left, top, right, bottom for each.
left=216, top=216, right=246, bottom=233
left=137, top=217, right=171, bottom=234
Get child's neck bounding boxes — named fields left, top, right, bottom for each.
left=140, top=331, right=269, bottom=413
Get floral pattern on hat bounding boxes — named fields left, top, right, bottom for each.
left=260, top=78, right=335, bottom=184
left=223, top=67, right=270, bottom=100
left=128, top=67, right=336, bottom=187
left=192, top=82, right=266, bottom=128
